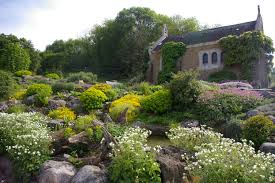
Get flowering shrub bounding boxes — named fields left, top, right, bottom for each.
left=0, top=113, right=51, bottom=177
left=26, top=84, right=53, bottom=106
left=185, top=138, right=275, bottom=183
left=167, top=126, right=222, bottom=151
left=45, top=73, right=60, bottom=80
left=63, top=127, right=76, bottom=138
left=15, top=70, right=32, bottom=77
left=109, top=94, right=142, bottom=123
left=48, top=107, right=76, bottom=121
left=109, top=127, right=161, bottom=183
left=90, top=83, right=116, bottom=100
left=195, top=88, right=263, bottom=125
left=243, top=115, right=273, bottom=149
left=80, top=88, right=107, bottom=110
left=141, top=89, right=172, bottom=114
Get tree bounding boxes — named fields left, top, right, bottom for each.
left=0, top=42, right=31, bottom=72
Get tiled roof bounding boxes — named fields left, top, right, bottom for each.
left=153, top=21, right=257, bottom=51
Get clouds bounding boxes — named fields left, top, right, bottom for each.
left=1, top=0, right=274, bottom=51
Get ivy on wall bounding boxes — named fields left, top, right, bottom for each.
left=158, top=42, right=186, bottom=83
left=219, top=31, right=274, bottom=81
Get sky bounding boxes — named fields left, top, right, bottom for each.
left=0, top=0, right=274, bottom=51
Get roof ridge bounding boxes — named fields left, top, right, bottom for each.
left=182, top=20, right=256, bottom=36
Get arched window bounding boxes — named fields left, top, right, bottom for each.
left=221, top=52, right=225, bottom=64
left=212, top=52, right=218, bottom=64
left=202, top=53, right=208, bottom=65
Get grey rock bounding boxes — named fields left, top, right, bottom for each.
left=246, top=109, right=260, bottom=118
left=23, top=95, right=36, bottom=106
left=103, top=113, right=113, bottom=123
left=106, top=81, right=120, bottom=87
left=268, top=115, right=275, bottom=125
left=66, top=97, right=83, bottom=113
left=38, top=160, right=77, bottom=183
left=0, top=102, right=8, bottom=112
left=48, top=99, right=66, bottom=110
left=47, top=119, right=65, bottom=129
left=157, top=146, right=190, bottom=183
left=0, top=156, right=15, bottom=183
left=181, top=120, right=199, bottom=128
left=219, top=82, right=253, bottom=89
left=68, top=132, right=89, bottom=144
left=260, top=143, right=275, bottom=154
left=71, top=165, right=107, bottom=183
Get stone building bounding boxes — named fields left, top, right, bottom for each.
left=147, top=6, right=269, bottom=87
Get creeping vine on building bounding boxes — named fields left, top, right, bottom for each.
left=219, top=31, right=274, bottom=81
left=158, top=42, right=186, bottom=83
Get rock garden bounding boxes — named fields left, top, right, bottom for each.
left=0, top=70, right=275, bottom=183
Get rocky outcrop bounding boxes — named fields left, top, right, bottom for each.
left=71, top=165, right=107, bottom=183
left=260, top=142, right=275, bottom=154
left=156, top=146, right=191, bottom=183
left=48, top=99, right=66, bottom=110
left=0, top=102, right=8, bottom=112
left=68, top=132, right=90, bottom=145
left=66, top=96, right=83, bottom=113
left=38, top=160, right=77, bottom=183
left=180, top=120, right=199, bottom=128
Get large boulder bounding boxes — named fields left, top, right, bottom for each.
left=219, top=82, right=253, bottom=89
left=23, top=95, right=36, bottom=106
left=48, top=99, right=66, bottom=110
left=38, top=160, right=77, bottom=183
left=71, top=165, right=107, bottom=183
left=260, top=143, right=275, bottom=154
left=66, top=96, right=83, bottom=113
left=68, top=131, right=90, bottom=145
left=156, top=146, right=190, bottom=183
left=0, top=156, right=15, bottom=183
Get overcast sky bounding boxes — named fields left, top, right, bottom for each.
left=0, top=0, right=273, bottom=51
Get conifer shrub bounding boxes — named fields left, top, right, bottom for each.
left=208, top=70, right=237, bottom=82
left=0, top=70, right=16, bottom=100
left=243, top=115, right=273, bottom=148
left=80, top=88, right=107, bottom=110
left=52, top=82, right=75, bottom=93
left=141, top=89, right=172, bottom=114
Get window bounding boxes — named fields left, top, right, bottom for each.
left=212, top=52, right=218, bottom=64
left=202, top=53, right=208, bottom=64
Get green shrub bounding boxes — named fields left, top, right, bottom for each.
left=243, top=115, right=273, bottom=148
left=208, top=70, right=237, bottom=82
left=45, top=73, right=60, bottom=80
left=80, top=88, right=107, bottom=110
left=0, top=70, right=16, bottom=100
left=141, top=89, right=172, bottom=114
left=15, top=70, right=32, bottom=77
left=169, top=70, right=202, bottom=109
left=0, top=113, right=51, bottom=178
left=66, top=72, right=97, bottom=83
left=109, top=128, right=161, bottom=183
left=222, top=117, right=244, bottom=141
left=94, top=125, right=104, bottom=142
left=75, top=115, right=96, bottom=132
left=90, top=83, right=116, bottom=100
left=7, top=104, right=27, bottom=114
left=26, top=84, right=53, bottom=106
left=52, top=82, right=75, bottom=93
left=48, top=107, right=76, bottom=121
left=64, top=127, right=76, bottom=138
